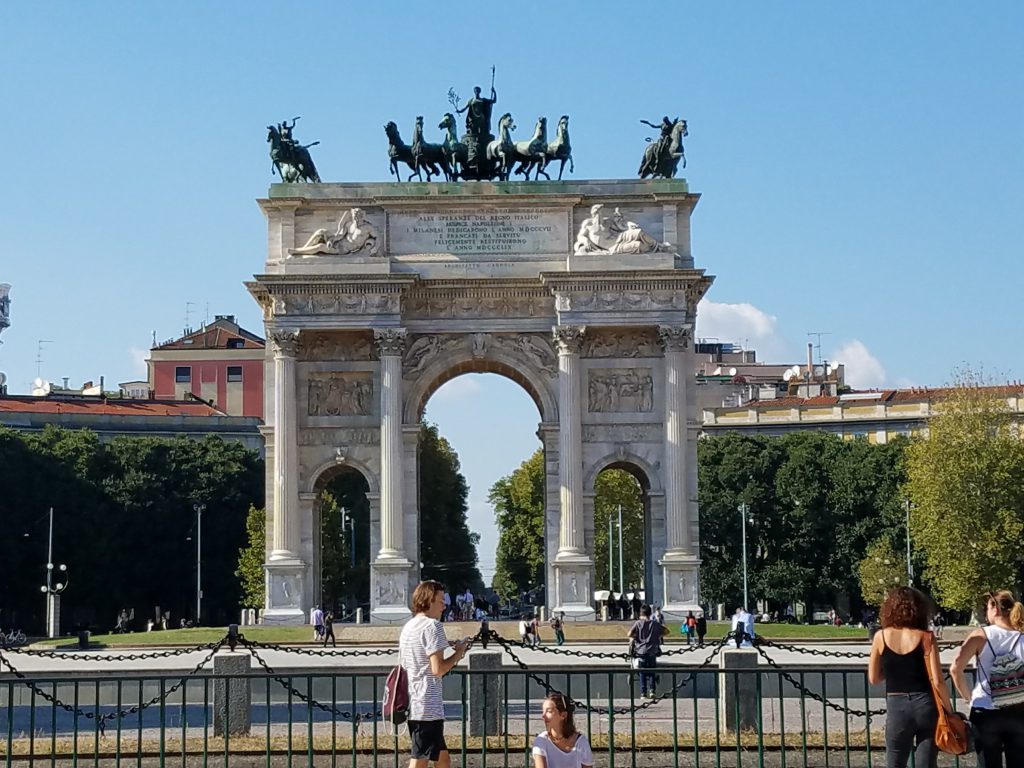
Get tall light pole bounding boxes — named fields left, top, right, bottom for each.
left=905, top=499, right=914, bottom=586
left=341, top=507, right=355, bottom=568
left=193, top=503, right=205, bottom=625
left=739, top=503, right=750, bottom=610
left=39, top=507, right=68, bottom=639
left=607, top=515, right=614, bottom=593
left=617, top=504, right=625, bottom=596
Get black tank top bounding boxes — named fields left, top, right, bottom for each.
left=881, top=632, right=931, bottom=694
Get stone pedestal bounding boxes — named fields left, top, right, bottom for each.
left=214, top=652, right=252, bottom=736
left=467, top=651, right=503, bottom=736
left=262, top=562, right=306, bottom=624
left=370, top=559, right=412, bottom=624
left=718, top=649, right=759, bottom=733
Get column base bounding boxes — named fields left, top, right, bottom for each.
left=660, top=555, right=702, bottom=621
left=371, top=557, right=413, bottom=624
left=552, top=557, right=595, bottom=621
left=264, top=560, right=308, bottom=625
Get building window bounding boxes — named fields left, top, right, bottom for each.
left=227, top=365, right=243, bottom=382
left=227, top=338, right=244, bottom=349
left=175, top=366, right=191, bottom=383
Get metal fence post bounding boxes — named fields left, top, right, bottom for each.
left=719, top=648, right=758, bottom=732
left=467, top=651, right=503, bottom=736
left=213, top=651, right=252, bottom=736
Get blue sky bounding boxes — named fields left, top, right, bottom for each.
left=1, top=3, right=1021, bottom=581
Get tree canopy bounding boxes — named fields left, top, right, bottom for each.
left=905, top=378, right=1024, bottom=609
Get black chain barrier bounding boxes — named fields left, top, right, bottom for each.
left=486, top=629, right=726, bottom=715
left=239, top=635, right=380, bottom=724
left=240, top=637, right=396, bottom=659
left=3, top=641, right=225, bottom=661
left=0, top=639, right=225, bottom=735
left=755, top=634, right=958, bottom=659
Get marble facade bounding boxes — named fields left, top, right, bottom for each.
left=247, top=179, right=713, bottom=623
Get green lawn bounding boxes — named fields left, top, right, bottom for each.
left=37, top=620, right=868, bottom=649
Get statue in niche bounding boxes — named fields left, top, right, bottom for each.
left=290, top=208, right=381, bottom=257
left=573, top=204, right=672, bottom=256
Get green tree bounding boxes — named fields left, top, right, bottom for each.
left=235, top=504, right=266, bottom=608
left=858, top=538, right=906, bottom=606
left=418, top=423, right=482, bottom=592
left=320, top=469, right=371, bottom=613
left=318, top=490, right=350, bottom=611
left=906, top=375, right=1024, bottom=610
left=593, top=468, right=645, bottom=592
left=491, top=449, right=546, bottom=599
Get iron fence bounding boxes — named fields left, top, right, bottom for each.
left=0, top=632, right=980, bottom=768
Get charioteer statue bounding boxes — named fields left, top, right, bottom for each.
left=449, top=68, right=499, bottom=180
left=267, top=116, right=322, bottom=183
left=638, top=115, right=688, bottom=179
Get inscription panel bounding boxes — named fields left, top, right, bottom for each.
left=389, top=207, right=568, bottom=256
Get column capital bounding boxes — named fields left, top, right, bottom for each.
left=658, top=324, right=693, bottom=352
left=270, top=330, right=301, bottom=357
left=552, top=325, right=586, bottom=355
left=374, top=328, right=408, bottom=356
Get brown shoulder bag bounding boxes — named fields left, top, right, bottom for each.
left=921, top=631, right=969, bottom=755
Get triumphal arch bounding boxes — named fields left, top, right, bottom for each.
left=247, top=179, right=712, bottom=623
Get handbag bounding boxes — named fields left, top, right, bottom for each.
left=921, top=632, right=969, bottom=755
left=382, top=646, right=409, bottom=733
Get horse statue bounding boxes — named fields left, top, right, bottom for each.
left=411, top=116, right=451, bottom=182
left=439, top=112, right=469, bottom=180
left=538, top=115, right=574, bottom=181
left=267, top=125, right=321, bottom=183
left=510, top=117, right=548, bottom=181
left=485, top=113, right=517, bottom=181
left=385, top=121, right=440, bottom=182
left=638, top=118, right=687, bottom=179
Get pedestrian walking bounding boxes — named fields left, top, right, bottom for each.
left=629, top=605, right=669, bottom=699
left=551, top=611, right=566, bottom=646
left=950, top=589, right=1024, bottom=765
left=311, top=605, right=324, bottom=641
left=530, top=613, right=542, bottom=647
left=532, top=692, right=593, bottom=768
left=399, top=580, right=471, bottom=768
left=685, top=611, right=698, bottom=646
left=696, top=614, right=707, bottom=647
left=322, top=610, right=336, bottom=647
left=519, top=614, right=531, bottom=645
left=867, top=587, right=953, bottom=768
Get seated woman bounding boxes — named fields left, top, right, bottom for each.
left=532, top=693, right=592, bottom=768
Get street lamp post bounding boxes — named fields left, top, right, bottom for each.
left=905, top=499, right=914, bottom=586
left=617, top=504, right=624, bottom=597
left=193, top=503, right=205, bottom=625
left=39, top=507, right=68, bottom=639
left=739, top=503, right=750, bottom=610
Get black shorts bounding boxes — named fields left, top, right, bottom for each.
left=408, top=719, right=447, bottom=760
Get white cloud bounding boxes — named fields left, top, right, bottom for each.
left=697, top=300, right=791, bottom=359
left=432, top=375, right=483, bottom=401
left=831, top=340, right=887, bottom=389
left=128, top=347, right=149, bottom=378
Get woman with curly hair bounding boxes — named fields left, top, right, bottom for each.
left=949, top=589, right=1024, bottom=766
left=867, top=587, right=953, bottom=768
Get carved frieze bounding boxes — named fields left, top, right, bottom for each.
left=403, top=334, right=463, bottom=376
left=404, top=292, right=551, bottom=319
left=657, top=325, right=693, bottom=352
left=308, top=373, right=373, bottom=416
left=298, top=428, right=380, bottom=446
left=582, top=328, right=660, bottom=358
left=557, top=291, right=686, bottom=313
left=274, top=293, right=400, bottom=317
left=560, top=568, right=591, bottom=605
left=497, top=334, right=558, bottom=377
left=587, top=368, right=654, bottom=412
left=376, top=573, right=407, bottom=606
left=300, top=332, right=377, bottom=361
left=582, top=424, right=661, bottom=443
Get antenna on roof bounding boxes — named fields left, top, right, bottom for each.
left=807, top=332, right=832, bottom=364
left=204, top=302, right=210, bottom=328
left=184, top=301, right=196, bottom=335
left=36, top=339, right=53, bottom=379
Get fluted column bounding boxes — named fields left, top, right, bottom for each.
left=659, top=325, right=693, bottom=556
left=270, top=330, right=300, bottom=560
left=554, top=326, right=586, bottom=557
left=375, top=328, right=407, bottom=561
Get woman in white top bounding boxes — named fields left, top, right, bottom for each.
left=532, top=693, right=593, bottom=768
left=950, top=589, right=1024, bottom=767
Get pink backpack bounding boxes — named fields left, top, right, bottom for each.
left=382, top=657, right=409, bottom=730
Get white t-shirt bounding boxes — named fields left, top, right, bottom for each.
left=519, top=620, right=529, bottom=637
left=532, top=732, right=593, bottom=768
left=399, top=615, right=450, bottom=721
left=970, top=625, right=1024, bottom=709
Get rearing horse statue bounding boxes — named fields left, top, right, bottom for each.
left=638, top=119, right=687, bottom=179
left=439, top=113, right=469, bottom=180
left=511, top=117, right=548, bottom=181
left=539, top=115, right=573, bottom=181
left=385, top=121, right=440, bottom=182
left=486, top=113, right=517, bottom=181
left=411, top=116, right=451, bottom=182
left=267, top=125, right=321, bottom=183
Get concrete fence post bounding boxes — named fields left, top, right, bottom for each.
left=467, top=651, right=503, bottom=736
left=213, top=652, right=252, bottom=736
left=718, top=649, right=759, bottom=732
